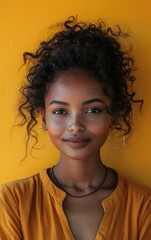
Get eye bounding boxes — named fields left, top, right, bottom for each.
left=85, top=108, right=103, bottom=114
left=52, top=109, right=67, bottom=115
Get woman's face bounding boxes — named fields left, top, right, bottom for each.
left=42, top=70, right=112, bottom=161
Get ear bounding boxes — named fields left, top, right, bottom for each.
left=41, top=109, right=47, bottom=131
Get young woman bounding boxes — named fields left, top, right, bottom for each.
left=0, top=16, right=150, bottom=240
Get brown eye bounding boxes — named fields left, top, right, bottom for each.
left=53, top=109, right=67, bottom=115
left=85, top=108, right=102, bottom=114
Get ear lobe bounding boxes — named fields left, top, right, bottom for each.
left=41, top=109, right=47, bottom=131
left=42, top=121, right=47, bottom=131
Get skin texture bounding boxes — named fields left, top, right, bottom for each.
left=42, top=70, right=117, bottom=239
left=42, top=70, right=112, bottom=181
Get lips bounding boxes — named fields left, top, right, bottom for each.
left=63, top=137, right=91, bottom=149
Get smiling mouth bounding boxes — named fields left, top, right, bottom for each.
left=63, top=138, right=91, bottom=149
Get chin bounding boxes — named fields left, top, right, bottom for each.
left=61, top=150, right=98, bottom=161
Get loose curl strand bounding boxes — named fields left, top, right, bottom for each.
left=18, top=16, right=143, bottom=154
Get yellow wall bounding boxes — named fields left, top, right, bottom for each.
left=0, top=0, right=151, bottom=187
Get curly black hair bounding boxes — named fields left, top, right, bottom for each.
left=18, top=16, right=143, bottom=150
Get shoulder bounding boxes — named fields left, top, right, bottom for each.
left=120, top=175, right=151, bottom=202
left=121, top=177, right=151, bottom=238
left=119, top=175, right=151, bottom=223
left=106, top=170, right=151, bottom=210
left=0, top=171, right=47, bottom=239
left=0, top=171, right=43, bottom=204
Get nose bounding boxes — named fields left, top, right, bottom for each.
left=68, top=113, right=85, bottom=134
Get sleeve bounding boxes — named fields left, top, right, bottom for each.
left=138, top=187, right=151, bottom=240
left=0, top=185, right=23, bottom=240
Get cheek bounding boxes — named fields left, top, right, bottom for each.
left=46, top=117, right=66, bottom=138
left=91, top=124, right=110, bottom=148
left=93, top=124, right=110, bottom=136
left=89, top=116, right=111, bottom=137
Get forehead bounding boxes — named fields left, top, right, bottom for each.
left=45, top=70, right=109, bottom=103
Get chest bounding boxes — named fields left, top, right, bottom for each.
left=63, top=196, right=104, bottom=240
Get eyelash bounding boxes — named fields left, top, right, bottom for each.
left=52, top=109, right=67, bottom=115
left=85, top=108, right=103, bottom=114
left=52, top=107, right=103, bottom=115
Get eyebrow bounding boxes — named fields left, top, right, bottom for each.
left=49, top=100, right=70, bottom=106
left=49, top=98, right=104, bottom=106
left=82, top=98, right=104, bottom=105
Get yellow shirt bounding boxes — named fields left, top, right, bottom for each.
left=0, top=169, right=151, bottom=240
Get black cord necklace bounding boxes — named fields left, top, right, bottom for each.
left=51, top=165, right=108, bottom=198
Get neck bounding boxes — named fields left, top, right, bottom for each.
left=52, top=153, right=106, bottom=187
